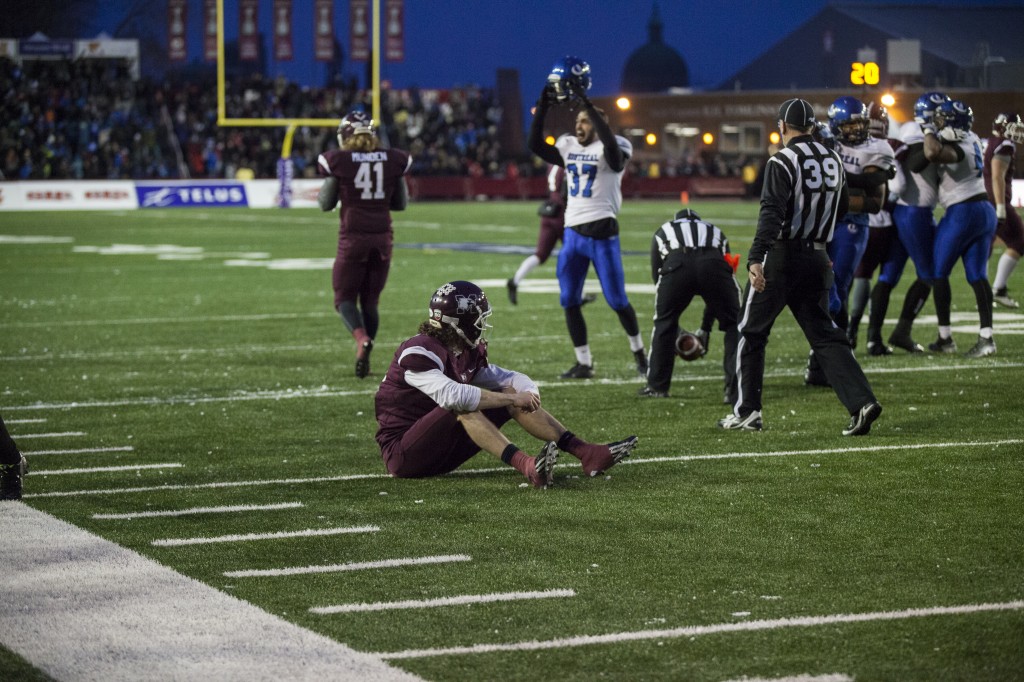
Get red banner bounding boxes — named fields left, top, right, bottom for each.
left=273, top=0, right=293, bottom=61
left=384, top=0, right=405, bottom=62
left=350, top=0, right=370, bottom=62
left=168, top=0, right=187, bottom=62
left=239, top=0, right=259, bottom=62
left=204, top=0, right=218, bottom=62
left=314, top=0, right=334, bottom=62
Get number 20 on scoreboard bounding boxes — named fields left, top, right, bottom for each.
left=850, top=62, right=880, bottom=86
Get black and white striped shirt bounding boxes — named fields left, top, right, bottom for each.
left=749, top=135, right=849, bottom=265
left=651, top=217, right=729, bottom=280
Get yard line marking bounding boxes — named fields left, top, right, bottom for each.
left=376, top=600, right=1024, bottom=660
left=25, top=445, right=134, bottom=456
left=94, top=502, right=303, bottom=520
left=723, top=675, right=853, bottom=682
left=32, top=462, right=182, bottom=476
left=5, top=361, right=1024, bottom=412
left=310, top=589, right=576, bottom=615
left=22, top=439, right=1022, bottom=499
left=12, top=431, right=85, bottom=439
left=4, top=418, right=47, bottom=424
left=4, top=311, right=332, bottom=329
left=0, top=503, right=421, bottom=682
left=152, top=525, right=378, bottom=546
left=224, top=554, right=472, bottom=578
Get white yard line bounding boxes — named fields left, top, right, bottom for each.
left=723, top=676, right=853, bottom=682
left=224, top=554, right=472, bottom=579
left=21, top=439, right=1022, bottom=499
left=153, top=525, right=379, bottom=547
left=31, top=462, right=182, bottom=476
left=4, top=418, right=47, bottom=424
left=4, top=361, right=1024, bottom=412
left=376, top=600, right=1024, bottom=660
left=25, top=445, right=134, bottom=456
left=0, top=503, right=420, bottom=682
left=311, top=589, right=576, bottom=615
left=94, top=502, right=304, bottom=520
left=11, top=431, right=85, bottom=439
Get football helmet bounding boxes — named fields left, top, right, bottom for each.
left=827, top=96, right=869, bottom=145
left=993, top=112, right=1022, bottom=138
left=547, top=56, right=592, bottom=103
left=936, top=100, right=973, bottom=141
left=866, top=101, right=889, bottom=139
left=812, top=120, right=837, bottom=151
left=674, top=208, right=701, bottom=221
left=427, top=281, right=493, bottom=346
left=337, top=111, right=376, bottom=148
left=913, top=91, right=949, bottom=125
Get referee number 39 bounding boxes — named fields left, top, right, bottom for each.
left=803, top=157, right=841, bottom=191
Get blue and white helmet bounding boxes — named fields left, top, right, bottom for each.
left=547, top=56, right=592, bottom=103
left=913, top=91, right=950, bottom=125
left=827, top=96, right=869, bottom=145
left=936, top=100, right=974, bottom=141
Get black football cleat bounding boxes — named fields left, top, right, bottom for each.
left=888, top=333, right=924, bottom=353
left=866, top=340, right=893, bottom=356
left=633, top=350, right=649, bottom=377
left=0, top=455, right=28, bottom=501
left=637, top=386, right=669, bottom=398
left=560, top=362, right=594, bottom=379
left=964, top=336, right=996, bottom=358
left=843, top=401, right=882, bottom=436
left=927, top=335, right=957, bottom=354
left=355, top=339, right=373, bottom=379
left=717, top=411, right=763, bottom=431
left=506, top=278, right=518, bottom=305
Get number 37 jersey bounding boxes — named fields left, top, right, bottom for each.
left=318, top=148, right=411, bottom=234
left=554, top=133, right=632, bottom=228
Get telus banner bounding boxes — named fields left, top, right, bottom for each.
left=136, top=183, right=249, bottom=208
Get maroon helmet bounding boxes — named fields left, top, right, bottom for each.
left=993, top=112, right=1021, bottom=138
left=866, top=101, right=889, bottom=139
left=337, top=111, right=376, bottom=147
left=427, top=281, right=492, bottom=346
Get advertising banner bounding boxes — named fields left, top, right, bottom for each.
left=135, top=183, right=248, bottom=209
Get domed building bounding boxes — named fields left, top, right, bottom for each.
left=621, top=4, right=690, bottom=93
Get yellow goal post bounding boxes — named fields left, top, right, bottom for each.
left=214, top=0, right=384, bottom=205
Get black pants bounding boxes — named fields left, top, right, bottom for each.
left=735, top=241, right=875, bottom=417
left=648, top=249, right=741, bottom=395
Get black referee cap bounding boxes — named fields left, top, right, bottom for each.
left=779, top=98, right=815, bottom=128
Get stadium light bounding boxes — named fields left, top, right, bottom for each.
left=880, top=92, right=895, bottom=108
left=545, top=135, right=556, bottom=146
left=702, top=132, right=714, bottom=145
left=645, top=133, right=657, bottom=145
left=616, top=97, right=631, bottom=110
left=769, top=131, right=781, bottom=145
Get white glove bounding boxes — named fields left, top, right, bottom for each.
left=996, top=204, right=1006, bottom=220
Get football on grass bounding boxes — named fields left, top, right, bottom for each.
left=675, top=330, right=704, bottom=361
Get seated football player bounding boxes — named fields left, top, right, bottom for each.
left=373, top=281, right=637, bottom=487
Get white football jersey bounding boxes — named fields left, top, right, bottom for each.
left=836, top=136, right=895, bottom=223
left=895, top=122, right=940, bottom=208
left=937, top=131, right=987, bottom=208
left=555, top=133, right=632, bottom=227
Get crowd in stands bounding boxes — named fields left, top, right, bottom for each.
left=1, top=55, right=747, bottom=183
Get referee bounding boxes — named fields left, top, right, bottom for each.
left=639, top=209, right=741, bottom=401
left=718, top=98, right=883, bottom=436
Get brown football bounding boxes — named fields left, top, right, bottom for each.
left=675, top=331, right=704, bottom=361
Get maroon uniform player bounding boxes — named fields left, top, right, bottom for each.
left=374, top=281, right=637, bottom=487
left=318, top=111, right=412, bottom=377
left=984, top=112, right=1023, bottom=308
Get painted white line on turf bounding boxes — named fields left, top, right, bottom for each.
left=4, top=311, right=332, bottom=329
left=21, top=439, right=1023, bottom=499
left=724, top=671, right=851, bottom=675
left=225, top=554, right=472, bottom=579
left=32, top=462, right=182, bottom=476
left=153, top=525, right=379, bottom=547
left=4, top=418, right=47, bottom=424
left=376, top=600, right=1024, bottom=660
left=0, top=503, right=421, bottom=682
left=25, top=445, right=134, bottom=456
left=12, top=431, right=85, bottom=439
left=310, top=589, right=577, bottom=615
left=94, top=502, right=304, bottom=520
left=6, top=361, right=1024, bottom=412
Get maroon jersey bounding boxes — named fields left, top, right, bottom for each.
left=984, top=135, right=1016, bottom=204
left=317, top=148, right=411, bottom=234
left=374, top=334, right=489, bottom=449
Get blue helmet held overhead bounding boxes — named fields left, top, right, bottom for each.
left=913, top=91, right=950, bottom=125
left=547, top=56, right=592, bottom=103
left=827, top=96, right=869, bottom=145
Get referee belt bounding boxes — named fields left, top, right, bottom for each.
left=780, top=239, right=826, bottom=251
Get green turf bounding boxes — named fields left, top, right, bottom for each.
left=2, top=200, right=1023, bottom=681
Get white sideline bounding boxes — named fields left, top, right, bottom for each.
left=0, top=503, right=421, bottom=682
left=225, top=554, right=472, bottom=579
left=376, top=600, right=1024, bottom=660
left=310, top=589, right=576, bottom=615
left=20, top=438, right=1023, bottom=499
left=153, top=525, right=380, bottom=547
left=93, top=502, right=303, bottom=520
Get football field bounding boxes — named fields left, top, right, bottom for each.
left=2, top=200, right=1023, bottom=681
